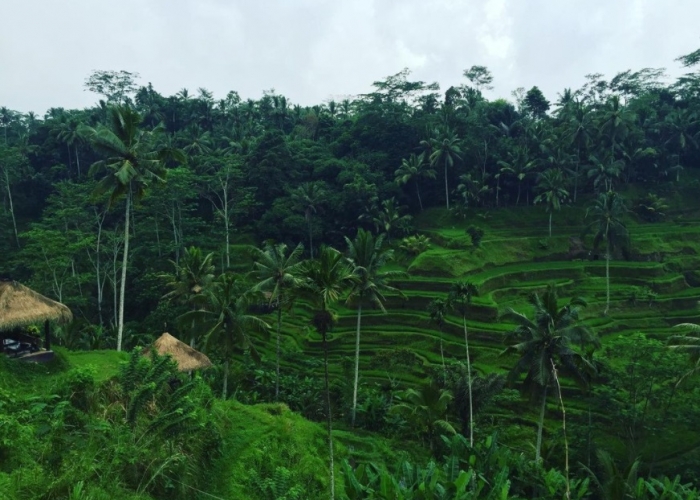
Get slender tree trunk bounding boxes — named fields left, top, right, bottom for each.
left=352, top=303, right=362, bottom=428
left=605, top=239, right=610, bottom=315
left=463, top=314, right=474, bottom=447
left=440, top=333, right=445, bottom=374
left=66, top=144, right=72, bottom=177
left=548, top=211, right=552, bottom=238
left=117, top=190, right=131, bottom=352
left=444, top=163, right=450, bottom=210
left=275, top=306, right=282, bottom=401
left=307, top=215, right=314, bottom=259
left=322, top=330, right=335, bottom=500
left=3, top=169, right=20, bottom=248
left=516, top=182, right=521, bottom=206
left=416, top=183, right=424, bottom=211
left=574, top=145, right=580, bottom=202
left=551, top=361, right=570, bottom=500
left=154, top=216, right=162, bottom=257
left=75, top=145, right=81, bottom=178
left=536, top=385, right=548, bottom=462
left=224, top=209, right=230, bottom=269
left=496, top=175, right=500, bottom=207
left=222, top=360, right=229, bottom=399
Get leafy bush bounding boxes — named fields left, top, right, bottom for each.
left=399, top=234, right=431, bottom=255
left=466, top=225, right=485, bottom=248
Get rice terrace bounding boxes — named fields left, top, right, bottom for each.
left=3, top=41, right=700, bottom=499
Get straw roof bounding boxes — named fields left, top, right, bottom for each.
left=0, top=281, right=73, bottom=332
left=144, top=332, right=213, bottom=372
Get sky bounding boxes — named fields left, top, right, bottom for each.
left=1, top=0, right=699, bottom=114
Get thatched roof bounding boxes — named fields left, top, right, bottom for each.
left=0, top=281, right=73, bottom=332
left=144, top=333, right=212, bottom=372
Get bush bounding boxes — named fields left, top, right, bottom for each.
left=466, top=226, right=484, bottom=248
left=399, top=234, right=431, bottom=255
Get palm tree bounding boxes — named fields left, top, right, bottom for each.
left=586, top=154, right=624, bottom=193
left=598, top=95, right=634, bottom=169
left=82, top=105, right=185, bottom=351
left=497, top=146, right=536, bottom=206
left=57, top=119, right=83, bottom=177
left=290, top=181, right=327, bottom=258
left=345, top=229, right=404, bottom=427
left=669, top=322, right=700, bottom=385
left=394, top=381, right=456, bottom=452
left=429, top=129, right=462, bottom=210
left=569, top=100, right=593, bottom=201
left=367, top=197, right=412, bottom=239
left=300, top=246, right=356, bottom=500
left=252, top=242, right=305, bottom=400
left=534, top=169, right=569, bottom=238
left=394, top=153, right=436, bottom=211
left=180, top=273, right=268, bottom=399
left=500, top=284, right=598, bottom=462
left=162, top=246, right=215, bottom=347
left=428, top=298, right=449, bottom=371
left=448, top=281, right=479, bottom=447
left=584, top=191, right=628, bottom=315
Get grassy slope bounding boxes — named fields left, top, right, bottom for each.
left=244, top=179, right=700, bottom=469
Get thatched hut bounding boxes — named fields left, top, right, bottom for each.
left=143, top=333, right=212, bottom=372
left=0, top=280, right=73, bottom=355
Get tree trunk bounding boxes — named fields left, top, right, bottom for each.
left=75, top=145, right=81, bottom=178
left=352, top=303, right=362, bottom=428
left=3, top=169, right=20, bottom=248
left=536, top=385, right=548, bottom=462
left=322, top=331, right=335, bottom=500
left=444, top=163, right=450, bottom=210
left=574, top=145, right=580, bottom=202
left=275, top=306, right=282, bottom=401
left=224, top=208, right=230, bottom=269
left=440, top=334, right=445, bottom=374
left=416, top=183, right=424, bottom=211
left=222, top=360, right=229, bottom=399
left=117, top=190, right=131, bottom=352
left=605, top=241, right=610, bottom=315
left=516, top=182, right=521, bottom=206
left=548, top=211, right=553, bottom=238
left=463, top=315, right=474, bottom=447
left=307, top=215, right=314, bottom=259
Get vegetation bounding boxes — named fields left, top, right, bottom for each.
left=3, top=47, right=700, bottom=498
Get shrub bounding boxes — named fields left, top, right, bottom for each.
left=399, top=234, right=431, bottom=255
left=466, top=225, right=484, bottom=248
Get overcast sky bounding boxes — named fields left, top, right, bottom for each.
left=2, top=0, right=698, bottom=114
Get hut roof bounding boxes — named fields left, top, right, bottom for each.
left=144, top=333, right=212, bottom=372
left=0, top=281, right=73, bottom=332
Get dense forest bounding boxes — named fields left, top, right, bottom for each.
left=3, top=46, right=700, bottom=499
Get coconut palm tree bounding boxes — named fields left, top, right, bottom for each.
left=394, top=153, right=436, bottom=211
left=82, top=105, right=185, bottom=351
left=534, top=169, right=569, bottom=238
left=393, top=381, right=456, bottom=452
left=668, top=322, right=700, bottom=385
left=429, top=129, right=462, bottom=210
left=252, top=241, right=305, bottom=400
left=584, top=191, right=628, bottom=315
left=345, top=229, right=404, bottom=427
left=569, top=100, right=593, bottom=201
left=497, top=145, right=536, bottom=206
left=500, top=284, right=598, bottom=462
left=290, top=181, right=328, bottom=258
left=428, top=298, right=449, bottom=372
left=448, top=281, right=479, bottom=447
left=162, top=246, right=216, bottom=347
left=300, top=246, right=356, bottom=500
left=180, top=273, right=268, bottom=399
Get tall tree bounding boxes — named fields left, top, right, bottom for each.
left=584, top=191, right=628, bottom=316
left=463, top=65, right=494, bottom=93
left=394, top=153, right=436, bottom=211
left=534, top=169, right=569, bottom=238
left=500, top=284, right=598, bottom=462
left=429, top=129, right=462, bottom=210
left=428, top=298, right=449, bottom=372
left=448, top=281, right=479, bottom=447
left=82, top=105, right=184, bottom=351
left=291, top=181, right=328, bottom=259
left=252, top=242, right=305, bottom=400
left=181, top=273, right=268, bottom=399
left=300, top=246, right=356, bottom=500
left=345, top=229, right=404, bottom=427
left=162, top=246, right=215, bottom=346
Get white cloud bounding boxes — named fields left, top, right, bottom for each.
left=1, top=0, right=698, bottom=114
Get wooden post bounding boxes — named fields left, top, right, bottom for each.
left=44, top=320, right=51, bottom=350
